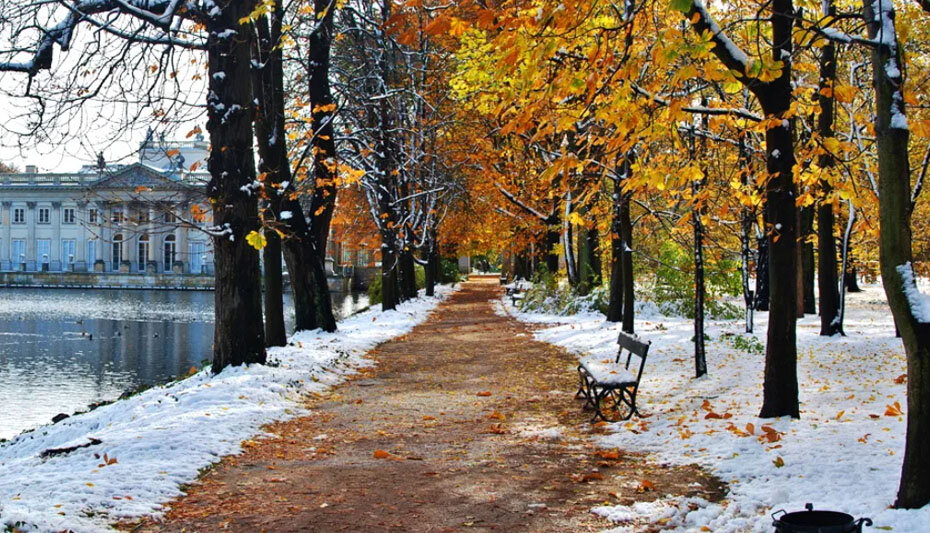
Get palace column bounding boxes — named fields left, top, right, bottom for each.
left=148, top=207, right=156, bottom=263
left=51, top=201, right=62, bottom=269
left=122, top=203, right=130, bottom=263
left=97, top=201, right=110, bottom=270
left=177, top=202, right=188, bottom=273
left=77, top=201, right=87, bottom=266
left=1, top=202, right=11, bottom=266
left=26, top=201, right=36, bottom=267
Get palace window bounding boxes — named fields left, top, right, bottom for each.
left=12, top=208, right=24, bottom=224
left=38, top=207, right=50, bottom=224
left=63, top=208, right=75, bottom=224
left=62, top=240, right=76, bottom=264
left=88, top=208, right=98, bottom=223
left=164, top=235, right=177, bottom=271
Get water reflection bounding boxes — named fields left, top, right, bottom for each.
left=0, top=288, right=369, bottom=440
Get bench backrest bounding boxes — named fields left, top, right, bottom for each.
left=616, top=331, right=650, bottom=385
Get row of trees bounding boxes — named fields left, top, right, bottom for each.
left=1, top=0, right=928, bottom=510
left=436, top=0, right=929, bottom=509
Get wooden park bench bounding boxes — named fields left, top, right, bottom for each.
left=505, top=279, right=529, bottom=306
left=576, top=331, right=651, bottom=423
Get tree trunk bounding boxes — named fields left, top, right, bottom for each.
left=399, top=247, right=417, bottom=300
left=544, top=222, right=560, bottom=275
left=693, top=180, right=707, bottom=377
left=816, top=6, right=842, bottom=336
left=252, top=1, right=335, bottom=333
left=689, top=122, right=707, bottom=377
left=801, top=205, right=816, bottom=315
left=620, top=183, right=635, bottom=334
left=305, top=0, right=339, bottom=251
left=739, top=135, right=755, bottom=333
left=607, top=193, right=624, bottom=322
left=250, top=15, right=286, bottom=348
left=845, top=264, right=863, bottom=292
left=262, top=233, right=287, bottom=347
left=863, top=0, right=930, bottom=508
left=577, top=225, right=601, bottom=296
left=515, top=248, right=530, bottom=280
left=837, top=200, right=856, bottom=331
left=757, top=0, right=799, bottom=418
left=754, top=236, right=770, bottom=311
left=207, top=2, right=266, bottom=372
left=381, top=246, right=399, bottom=311
left=425, top=249, right=437, bottom=297
left=606, top=234, right=624, bottom=322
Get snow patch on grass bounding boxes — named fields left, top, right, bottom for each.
left=503, top=284, right=930, bottom=531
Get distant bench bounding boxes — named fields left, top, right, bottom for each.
left=505, top=279, right=530, bottom=306
left=576, top=330, right=650, bottom=423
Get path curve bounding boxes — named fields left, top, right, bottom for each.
left=125, top=277, right=722, bottom=532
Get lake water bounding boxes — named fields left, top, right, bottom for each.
left=0, top=288, right=369, bottom=440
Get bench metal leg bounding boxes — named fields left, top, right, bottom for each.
left=589, top=386, right=641, bottom=423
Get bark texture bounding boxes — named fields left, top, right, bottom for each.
left=208, top=2, right=266, bottom=372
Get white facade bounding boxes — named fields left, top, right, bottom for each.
left=0, top=139, right=213, bottom=275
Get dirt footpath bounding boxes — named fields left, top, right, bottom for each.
left=125, top=277, right=723, bottom=532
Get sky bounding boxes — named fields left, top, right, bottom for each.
left=0, top=7, right=207, bottom=174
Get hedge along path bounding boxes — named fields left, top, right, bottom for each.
left=123, top=277, right=724, bottom=532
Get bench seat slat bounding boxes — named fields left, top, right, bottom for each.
left=579, top=358, right=636, bottom=386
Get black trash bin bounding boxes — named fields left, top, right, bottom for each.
left=773, top=503, right=872, bottom=533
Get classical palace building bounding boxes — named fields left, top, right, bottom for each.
left=0, top=136, right=214, bottom=276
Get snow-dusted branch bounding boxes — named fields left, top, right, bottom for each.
left=684, top=0, right=752, bottom=84
left=630, top=82, right=762, bottom=122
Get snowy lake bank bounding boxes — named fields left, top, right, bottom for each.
left=0, top=288, right=369, bottom=441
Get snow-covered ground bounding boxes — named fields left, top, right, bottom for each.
left=0, top=286, right=454, bottom=532
left=499, top=285, right=930, bottom=532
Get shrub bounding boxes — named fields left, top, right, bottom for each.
left=647, top=241, right=742, bottom=319
left=516, top=267, right=608, bottom=315
left=439, top=258, right=461, bottom=284
left=368, top=273, right=383, bottom=305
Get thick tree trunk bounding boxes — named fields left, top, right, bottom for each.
left=757, top=0, right=799, bottom=418
left=425, top=252, right=436, bottom=297
left=684, top=0, right=798, bottom=417
left=207, top=2, right=266, bottom=372
left=262, top=234, right=287, bottom=347
left=816, top=8, right=842, bottom=336
left=399, top=248, right=417, bottom=300
left=381, top=246, right=399, bottom=311
left=863, top=0, right=930, bottom=508
left=577, top=225, right=601, bottom=296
